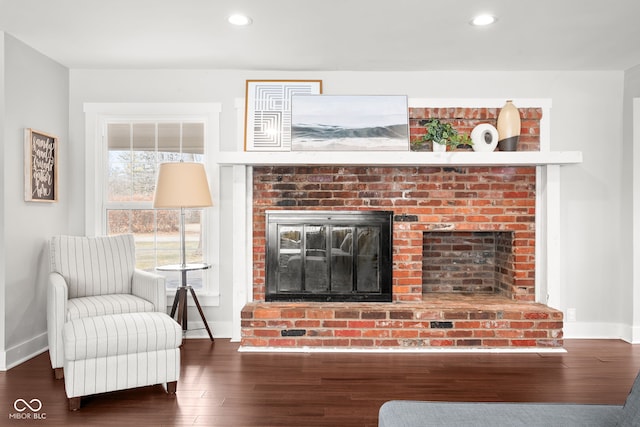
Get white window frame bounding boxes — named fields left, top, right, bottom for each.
left=84, top=103, right=222, bottom=306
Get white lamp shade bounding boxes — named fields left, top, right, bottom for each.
left=153, top=162, right=213, bottom=208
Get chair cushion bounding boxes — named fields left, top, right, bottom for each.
left=66, top=294, right=155, bottom=320
left=62, top=312, right=182, bottom=361
left=50, top=234, right=136, bottom=298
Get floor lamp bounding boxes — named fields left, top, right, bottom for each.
left=153, top=161, right=214, bottom=340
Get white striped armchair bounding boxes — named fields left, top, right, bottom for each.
left=47, top=234, right=166, bottom=379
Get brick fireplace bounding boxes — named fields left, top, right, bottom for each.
left=234, top=102, right=568, bottom=350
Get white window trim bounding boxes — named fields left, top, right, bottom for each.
left=84, top=103, right=222, bottom=306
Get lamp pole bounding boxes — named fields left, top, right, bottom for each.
left=180, top=206, right=187, bottom=268
left=180, top=206, right=189, bottom=290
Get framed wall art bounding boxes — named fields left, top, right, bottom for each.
left=24, top=128, right=58, bottom=202
left=291, top=95, right=409, bottom=151
left=244, top=80, right=322, bottom=151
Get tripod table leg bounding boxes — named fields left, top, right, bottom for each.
left=188, top=286, right=214, bottom=341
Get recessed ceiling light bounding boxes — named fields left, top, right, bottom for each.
left=470, top=14, right=497, bottom=26
left=228, top=14, right=252, bottom=26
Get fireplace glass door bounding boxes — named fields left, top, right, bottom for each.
left=266, top=211, right=392, bottom=302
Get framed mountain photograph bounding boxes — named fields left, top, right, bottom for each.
left=291, top=95, right=409, bottom=151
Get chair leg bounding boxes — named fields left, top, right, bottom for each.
left=166, top=381, right=177, bottom=394
left=68, top=397, right=81, bottom=411
left=54, top=368, right=64, bottom=380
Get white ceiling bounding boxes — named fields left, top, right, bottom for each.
left=1, top=0, right=639, bottom=71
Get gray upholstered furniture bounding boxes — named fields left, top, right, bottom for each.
left=47, top=234, right=166, bottom=378
left=62, top=311, right=181, bottom=410
left=379, top=371, right=640, bottom=427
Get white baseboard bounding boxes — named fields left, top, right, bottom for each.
left=1, top=332, right=48, bottom=371
left=239, top=346, right=567, bottom=354
left=3, top=321, right=638, bottom=370
left=183, top=320, right=232, bottom=339
left=563, top=321, right=637, bottom=343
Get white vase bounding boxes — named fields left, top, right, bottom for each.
left=471, top=124, right=499, bottom=152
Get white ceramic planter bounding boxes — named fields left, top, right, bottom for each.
left=432, top=142, right=447, bottom=152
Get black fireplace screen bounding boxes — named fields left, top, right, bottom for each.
left=266, top=210, right=393, bottom=302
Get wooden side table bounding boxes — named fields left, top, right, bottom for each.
left=156, top=263, right=214, bottom=341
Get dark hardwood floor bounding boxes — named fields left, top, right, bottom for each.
left=1, top=339, right=639, bottom=426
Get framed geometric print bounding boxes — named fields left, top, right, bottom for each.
left=244, top=80, right=322, bottom=151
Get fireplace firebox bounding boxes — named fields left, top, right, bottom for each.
left=265, top=210, right=393, bottom=302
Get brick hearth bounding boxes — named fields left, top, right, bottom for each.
left=241, top=295, right=563, bottom=348
left=240, top=106, right=564, bottom=349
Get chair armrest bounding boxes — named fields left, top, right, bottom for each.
left=132, top=269, right=166, bottom=313
left=47, top=272, right=68, bottom=370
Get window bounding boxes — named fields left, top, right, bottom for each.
left=85, top=104, right=221, bottom=304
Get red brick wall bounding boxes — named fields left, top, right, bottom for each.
left=251, top=107, right=540, bottom=303
left=410, top=107, right=541, bottom=151
left=253, top=165, right=537, bottom=302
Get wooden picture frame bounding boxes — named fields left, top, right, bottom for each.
left=24, top=128, right=58, bottom=202
left=244, top=80, right=322, bottom=151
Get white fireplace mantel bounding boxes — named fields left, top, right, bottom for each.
left=217, top=150, right=582, bottom=167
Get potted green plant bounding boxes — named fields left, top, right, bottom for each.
left=411, top=119, right=473, bottom=152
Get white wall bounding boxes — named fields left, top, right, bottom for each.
left=0, top=32, right=6, bottom=369
left=624, top=64, right=640, bottom=342
left=68, top=69, right=628, bottom=340
left=1, top=34, right=69, bottom=369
